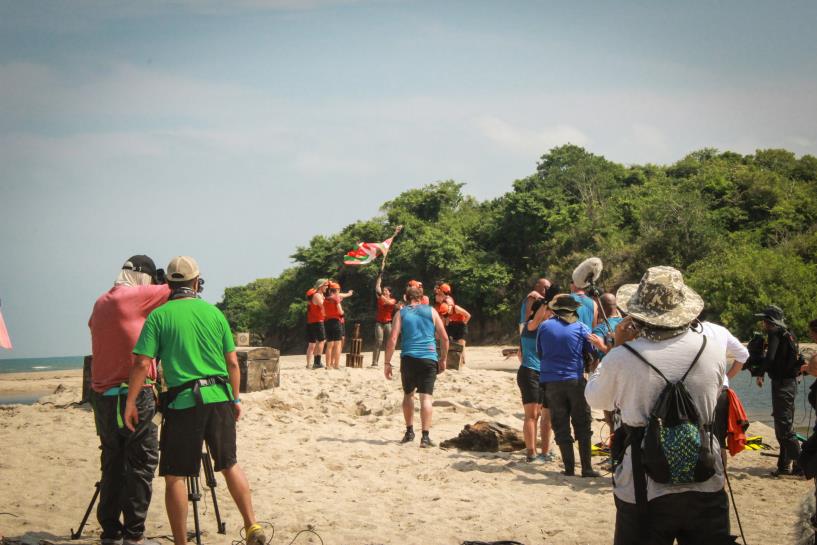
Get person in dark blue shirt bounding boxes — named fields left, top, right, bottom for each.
left=538, top=294, right=604, bottom=477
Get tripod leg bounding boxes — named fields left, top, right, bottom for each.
left=71, top=481, right=101, bottom=540
left=202, top=448, right=227, bottom=534
left=188, top=476, right=203, bottom=545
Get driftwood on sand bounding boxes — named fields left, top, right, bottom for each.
left=440, top=420, right=526, bottom=452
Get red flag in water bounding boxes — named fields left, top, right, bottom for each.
left=0, top=305, right=12, bottom=350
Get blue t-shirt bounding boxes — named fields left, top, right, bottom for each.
left=537, top=318, right=591, bottom=383
left=571, top=293, right=595, bottom=329
left=399, top=304, right=438, bottom=361
left=592, top=316, right=623, bottom=360
left=520, top=333, right=540, bottom=372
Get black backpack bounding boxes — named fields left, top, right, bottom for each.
left=622, top=336, right=718, bottom=485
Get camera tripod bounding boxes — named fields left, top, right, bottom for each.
left=71, top=446, right=227, bottom=544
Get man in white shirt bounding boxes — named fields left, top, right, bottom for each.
left=585, top=267, right=730, bottom=545
left=698, top=319, right=749, bottom=468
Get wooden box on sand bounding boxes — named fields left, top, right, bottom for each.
left=80, top=347, right=281, bottom=403
left=236, top=347, right=280, bottom=393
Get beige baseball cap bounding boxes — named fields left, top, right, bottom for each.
left=166, top=256, right=200, bottom=281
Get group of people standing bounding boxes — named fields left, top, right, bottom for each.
left=305, top=279, right=353, bottom=369
left=515, top=259, right=817, bottom=544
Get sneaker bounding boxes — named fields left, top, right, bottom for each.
left=371, top=362, right=379, bottom=367
left=401, top=429, right=416, bottom=443
left=245, top=524, right=266, bottom=545
left=420, top=435, right=434, bottom=448
left=525, top=454, right=537, bottom=463
left=538, top=452, right=557, bottom=463
left=771, top=467, right=794, bottom=477
left=312, top=363, right=324, bottom=369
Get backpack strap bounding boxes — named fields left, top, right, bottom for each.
left=621, top=343, right=670, bottom=384
left=680, top=336, right=707, bottom=382
left=622, top=335, right=708, bottom=384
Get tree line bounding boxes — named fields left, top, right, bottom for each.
left=218, top=145, right=817, bottom=353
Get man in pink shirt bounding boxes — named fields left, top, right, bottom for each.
left=88, top=255, right=170, bottom=545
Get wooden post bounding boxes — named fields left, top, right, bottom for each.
left=447, top=343, right=463, bottom=370
left=82, top=355, right=93, bottom=404
left=345, top=323, right=364, bottom=368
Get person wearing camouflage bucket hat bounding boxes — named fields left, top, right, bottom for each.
left=615, top=266, right=704, bottom=330
left=586, top=266, right=731, bottom=543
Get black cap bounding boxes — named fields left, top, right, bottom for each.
left=122, top=255, right=157, bottom=279
left=754, top=305, right=787, bottom=328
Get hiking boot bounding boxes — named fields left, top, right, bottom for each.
left=420, top=434, right=435, bottom=448
left=579, top=439, right=602, bottom=478
left=558, top=443, right=575, bottom=476
left=401, top=429, right=416, bottom=443
left=245, top=523, right=266, bottom=545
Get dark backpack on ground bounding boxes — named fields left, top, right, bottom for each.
left=622, top=335, right=718, bottom=485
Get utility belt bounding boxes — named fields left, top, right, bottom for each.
left=101, top=380, right=155, bottom=430
left=158, top=375, right=232, bottom=414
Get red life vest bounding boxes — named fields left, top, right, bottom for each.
left=376, top=297, right=395, bottom=323
left=307, top=300, right=324, bottom=324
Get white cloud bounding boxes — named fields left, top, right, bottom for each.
left=475, top=116, right=589, bottom=156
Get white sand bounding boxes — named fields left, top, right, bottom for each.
left=0, top=346, right=813, bottom=545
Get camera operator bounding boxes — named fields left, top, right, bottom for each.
left=88, top=255, right=170, bottom=545
left=570, top=258, right=601, bottom=329
left=753, top=305, right=803, bottom=476
left=124, top=256, right=266, bottom=545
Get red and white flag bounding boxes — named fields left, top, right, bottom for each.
left=343, top=236, right=395, bottom=266
left=0, top=300, right=12, bottom=350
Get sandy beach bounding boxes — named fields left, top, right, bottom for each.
left=1, top=346, right=815, bottom=545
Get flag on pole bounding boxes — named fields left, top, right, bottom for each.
left=343, top=236, right=395, bottom=266
left=0, top=299, right=12, bottom=350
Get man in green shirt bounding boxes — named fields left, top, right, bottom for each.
left=123, top=256, right=265, bottom=545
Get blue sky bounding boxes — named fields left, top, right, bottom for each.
left=1, top=0, right=816, bottom=359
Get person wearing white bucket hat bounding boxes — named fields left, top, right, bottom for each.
left=585, top=266, right=730, bottom=545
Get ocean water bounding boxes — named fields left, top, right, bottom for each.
left=0, top=355, right=85, bottom=374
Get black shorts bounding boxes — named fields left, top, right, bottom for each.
left=714, top=386, right=729, bottom=448
left=517, top=366, right=542, bottom=405
left=325, top=319, right=343, bottom=342
left=159, top=402, right=237, bottom=477
left=446, top=322, right=467, bottom=341
left=539, top=382, right=548, bottom=409
left=306, top=322, right=326, bottom=343
left=400, top=355, right=438, bottom=395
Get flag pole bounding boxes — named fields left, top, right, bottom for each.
left=380, top=225, right=403, bottom=273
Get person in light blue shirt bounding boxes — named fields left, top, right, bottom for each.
left=518, top=277, right=550, bottom=334
left=518, top=298, right=555, bottom=462
left=383, top=284, right=449, bottom=448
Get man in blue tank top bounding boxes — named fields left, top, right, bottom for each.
left=384, top=284, right=449, bottom=448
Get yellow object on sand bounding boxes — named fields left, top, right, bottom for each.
left=245, top=523, right=266, bottom=545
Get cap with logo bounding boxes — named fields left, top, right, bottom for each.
left=122, top=255, right=157, bottom=278
left=166, top=256, right=200, bottom=282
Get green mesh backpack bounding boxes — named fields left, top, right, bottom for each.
left=622, top=336, right=718, bottom=484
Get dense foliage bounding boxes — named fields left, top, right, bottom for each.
left=219, top=146, right=817, bottom=352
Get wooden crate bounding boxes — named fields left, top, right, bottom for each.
left=236, top=347, right=280, bottom=393
left=345, top=323, right=364, bottom=368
